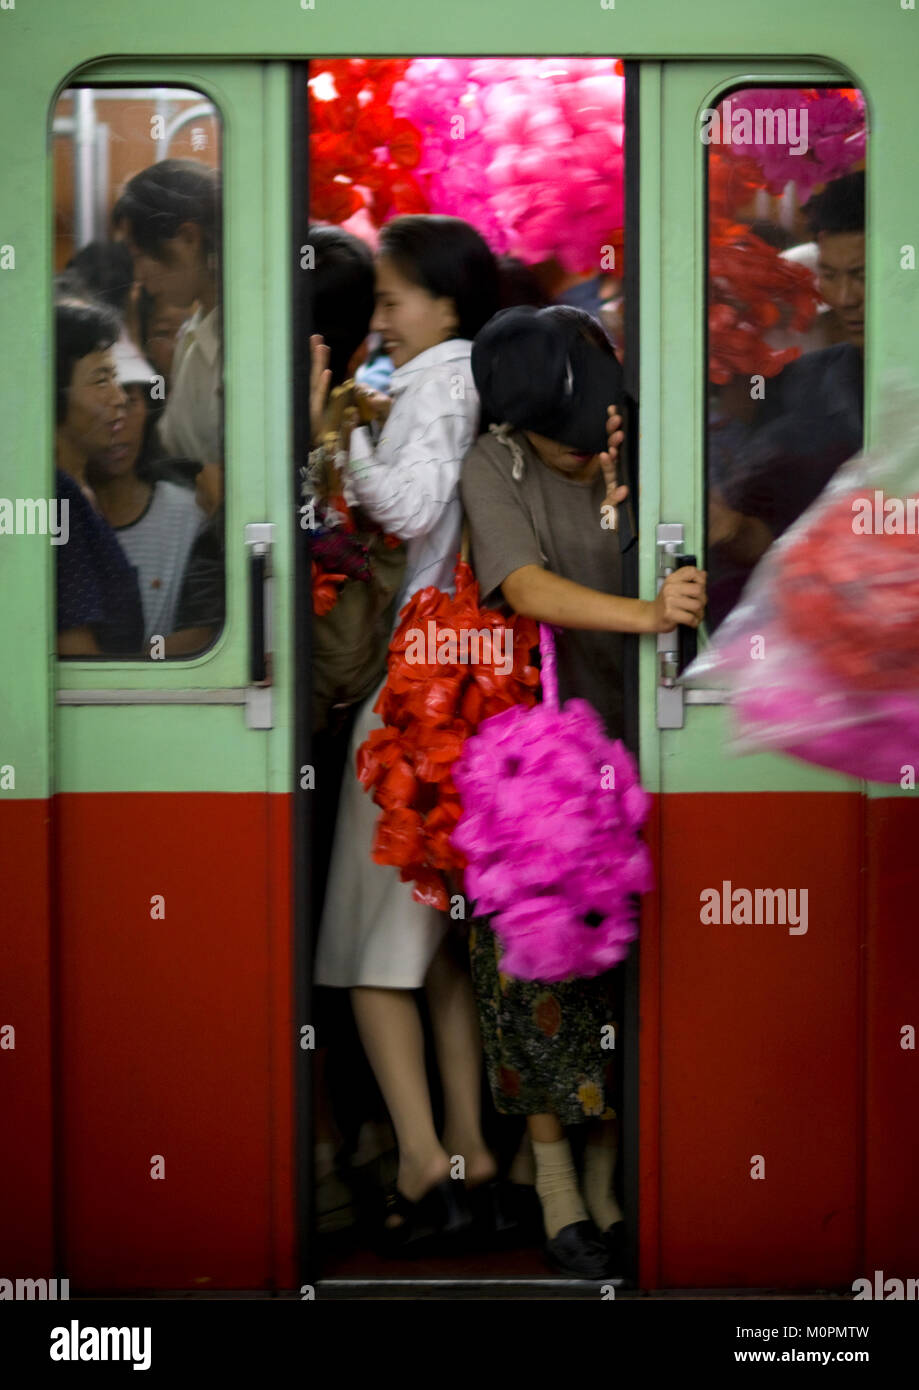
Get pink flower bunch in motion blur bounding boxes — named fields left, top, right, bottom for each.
left=722, top=88, right=866, bottom=201
left=451, top=624, right=652, bottom=982
left=390, top=58, right=625, bottom=272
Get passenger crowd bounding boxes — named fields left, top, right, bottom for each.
left=55, top=158, right=863, bottom=1278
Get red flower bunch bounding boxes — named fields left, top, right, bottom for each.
left=708, top=217, right=818, bottom=385
left=356, top=559, right=540, bottom=910
left=707, top=148, right=818, bottom=385
left=774, top=488, right=919, bottom=693
left=309, top=60, right=430, bottom=225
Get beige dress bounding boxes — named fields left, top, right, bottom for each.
left=313, top=672, right=448, bottom=988
left=314, top=338, right=477, bottom=989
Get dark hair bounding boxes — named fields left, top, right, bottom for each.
left=378, top=215, right=500, bottom=340
left=307, top=222, right=375, bottom=386
left=497, top=255, right=551, bottom=309
left=472, top=304, right=623, bottom=454
left=804, top=171, right=865, bottom=238
left=547, top=304, right=619, bottom=360
left=55, top=296, right=121, bottom=425
left=112, top=159, right=220, bottom=261
left=65, top=240, right=134, bottom=315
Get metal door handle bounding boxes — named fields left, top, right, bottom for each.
left=244, top=523, right=275, bottom=729
left=656, top=523, right=726, bottom=728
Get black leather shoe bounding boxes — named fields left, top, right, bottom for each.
left=603, top=1220, right=627, bottom=1278
left=377, top=1177, right=471, bottom=1257
left=467, top=1178, right=525, bottom=1248
left=597, top=1223, right=628, bottom=1284
left=543, top=1219, right=612, bottom=1278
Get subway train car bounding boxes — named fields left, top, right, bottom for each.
left=1, top=0, right=917, bottom=1299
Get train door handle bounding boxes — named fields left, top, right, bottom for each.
left=656, top=522, right=728, bottom=728
left=245, top=522, right=275, bottom=729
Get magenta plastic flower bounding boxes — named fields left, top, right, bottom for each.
left=721, top=88, right=866, bottom=202
left=390, top=58, right=625, bottom=272
left=451, top=626, right=652, bottom=982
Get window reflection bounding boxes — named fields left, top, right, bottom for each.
left=52, top=87, right=224, bottom=658
left=705, top=87, right=866, bottom=631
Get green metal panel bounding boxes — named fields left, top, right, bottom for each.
left=2, top=3, right=917, bottom=804
left=55, top=706, right=270, bottom=793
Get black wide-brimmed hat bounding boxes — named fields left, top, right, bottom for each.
left=472, top=305, right=624, bottom=456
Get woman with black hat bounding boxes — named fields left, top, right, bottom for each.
left=461, top=305, right=706, bottom=1277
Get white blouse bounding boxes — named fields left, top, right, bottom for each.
left=346, top=338, right=479, bottom=620
left=157, top=305, right=222, bottom=464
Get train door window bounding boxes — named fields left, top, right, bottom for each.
left=703, top=85, right=866, bottom=632
left=52, top=85, right=224, bottom=659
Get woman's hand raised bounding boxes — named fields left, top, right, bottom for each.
left=598, top=406, right=628, bottom=513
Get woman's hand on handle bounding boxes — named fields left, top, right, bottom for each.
left=648, top=566, right=707, bottom=633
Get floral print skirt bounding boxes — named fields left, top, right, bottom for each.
left=468, top=917, right=619, bottom=1126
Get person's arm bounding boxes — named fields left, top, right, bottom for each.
left=163, top=625, right=218, bottom=657
left=345, top=378, right=468, bottom=539
left=58, top=626, right=103, bottom=657
left=502, top=563, right=706, bottom=635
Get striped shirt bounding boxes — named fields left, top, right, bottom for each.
left=347, top=338, right=478, bottom=623
left=114, top=481, right=208, bottom=644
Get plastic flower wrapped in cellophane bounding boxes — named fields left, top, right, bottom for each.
left=450, top=622, right=653, bottom=983
left=356, top=558, right=540, bottom=910
left=682, top=377, right=919, bottom=783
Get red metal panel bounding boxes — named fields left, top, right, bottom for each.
left=642, top=791, right=863, bottom=1289
left=864, top=796, right=919, bottom=1277
left=0, top=799, right=55, bottom=1272
left=267, top=791, right=296, bottom=1290
left=53, top=792, right=293, bottom=1291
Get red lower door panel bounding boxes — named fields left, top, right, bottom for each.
left=643, top=792, right=864, bottom=1289
left=53, top=792, right=294, bottom=1291
left=0, top=799, right=54, bottom=1273
left=5, top=788, right=915, bottom=1291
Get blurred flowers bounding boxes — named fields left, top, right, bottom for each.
left=451, top=624, right=652, bottom=982
left=721, top=88, right=866, bottom=203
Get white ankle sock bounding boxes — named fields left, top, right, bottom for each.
left=582, top=1139, right=624, bottom=1232
left=532, top=1137, right=589, bottom=1240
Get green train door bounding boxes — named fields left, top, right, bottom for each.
left=637, top=59, right=919, bottom=1290
left=47, top=61, right=296, bottom=1291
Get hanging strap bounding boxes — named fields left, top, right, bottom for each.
left=487, top=422, right=550, bottom=565
left=538, top=622, right=561, bottom=710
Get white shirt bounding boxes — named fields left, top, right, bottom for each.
left=157, top=305, right=222, bottom=463
left=346, top=338, right=478, bottom=622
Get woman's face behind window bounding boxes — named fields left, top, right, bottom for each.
left=61, top=349, right=126, bottom=459
left=91, top=383, right=147, bottom=479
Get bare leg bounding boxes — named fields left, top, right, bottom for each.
left=528, top=1113, right=564, bottom=1144
left=350, top=986, right=450, bottom=1224
left=424, top=936, right=497, bottom=1188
